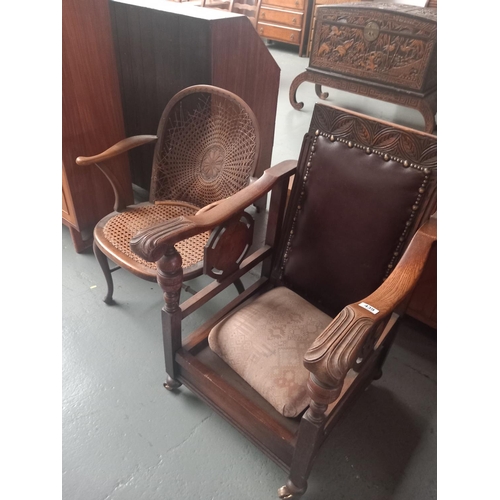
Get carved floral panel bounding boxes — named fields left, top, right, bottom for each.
left=310, top=5, right=437, bottom=92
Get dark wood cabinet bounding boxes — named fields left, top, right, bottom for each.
left=109, top=0, right=281, bottom=195
left=62, top=0, right=133, bottom=252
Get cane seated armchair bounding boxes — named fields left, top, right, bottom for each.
left=129, top=104, right=437, bottom=498
left=76, top=85, right=260, bottom=304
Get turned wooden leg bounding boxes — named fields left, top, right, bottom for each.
left=158, top=246, right=184, bottom=391
left=372, top=317, right=401, bottom=381
left=279, top=376, right=339, bottom=499
left=164, top=375, right=182, bottom=391
left=314, top=84, right=329, bottom=100
left=93, top=241, right=115, bottom=305
left=289, top=72, right=309, bottom=110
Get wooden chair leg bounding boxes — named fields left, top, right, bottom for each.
left=93, top=241, right=115, bottom=305
left=164, top=375, right=182, bottom=391
left=278, top=402, right=328, bottom=499
left=314, top=84, right=329, bottom=100
left=158, top=246, right=184, bottom=390
left=372, top=318, right=401, bottom=380
left=234, top=278, right=245, bottom=295
left=279, top=375, right=339, bottom=498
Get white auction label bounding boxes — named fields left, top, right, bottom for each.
left=358, top=302, right=379, bottom=314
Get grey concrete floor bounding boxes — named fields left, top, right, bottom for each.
left=62, top=42, right=436, bottom=500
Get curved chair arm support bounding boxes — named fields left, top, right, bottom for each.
left=130, top=160, right=297, bottom=262
left=75, top=135, right=158, bottom=212
left=75, top=135, right=158, bottom=166
left=303, top=214, right=437, bottom=401
left=195, top=199, right=225, bottom=216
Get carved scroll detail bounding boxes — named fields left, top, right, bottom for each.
left=309, top=104, right=437, bottom=168
left=130, top=216, right=195, bottom=263
left=304, top=305, right=379, bottom=396
left=293, top=69, right=437, bottom=133
left=311, top=6, right=436, bottom=91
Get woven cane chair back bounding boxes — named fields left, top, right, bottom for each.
left=150, top=85, right=261, bottom=208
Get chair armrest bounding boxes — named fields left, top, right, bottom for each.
left=75, top=135, right=158, bottom=166
left=130, top=160, right=297, bottom=262
left=303, top=215, right=437, bottom=398
left=75, top=135, right=158, bottom=212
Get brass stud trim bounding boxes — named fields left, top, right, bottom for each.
left=280, top=131, right=435, bottom=281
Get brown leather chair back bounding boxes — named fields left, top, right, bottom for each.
left=279, top=105, right=437, bottom=317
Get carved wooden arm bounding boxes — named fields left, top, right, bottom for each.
left=303, top=215, right=437, bottom=404
left=130, top=160, right=298, bottom=262
left=75, top=135, right=158, bottom=211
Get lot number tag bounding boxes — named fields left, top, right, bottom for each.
left=358, top=302, right=379, bottom=315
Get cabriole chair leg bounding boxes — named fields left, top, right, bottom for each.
left=93, top=241, right=114, bottom=305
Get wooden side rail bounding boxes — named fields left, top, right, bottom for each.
left=130, top=160, right=298, bottom=262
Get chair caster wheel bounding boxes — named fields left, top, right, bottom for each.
left=164, top=376, right=182, bottom=391
left=278, top=481, right=306, bottom=499
left=278, top=486, right=294, bottom=499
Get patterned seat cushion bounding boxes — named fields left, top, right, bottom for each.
left=208, top=287, right=333, bottom=417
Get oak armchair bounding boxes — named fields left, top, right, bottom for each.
left=130, top=104, right=437, bottom=498
left=76, top=85, right=260, bottom=304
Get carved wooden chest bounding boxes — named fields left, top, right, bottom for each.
left=289, top=2, right=437, bottom=132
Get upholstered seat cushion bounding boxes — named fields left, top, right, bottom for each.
left=208, top=287, right=333, bottom=417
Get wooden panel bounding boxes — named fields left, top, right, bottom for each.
left=62, top=0, right=133, bottom=250
left=177, top=347, right=297, bottom=470
left=258, top=22, right=301, bottom=44
left=211, top=16, right=280, bottom=179
left=111, top=0, right=279, bottom=189
left=306, top=0, right=363, bottom=56
left=110, top=0, right=213, bottom=188
left=62, top=163, right=76, bottom=225
left=309, top=4, right=437, bottom=92
left=259, top=6, right=303, bottom=26
left=406, top=243, right=437, bottom=329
